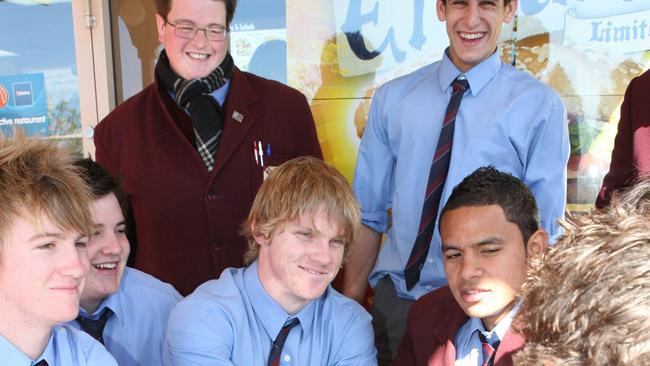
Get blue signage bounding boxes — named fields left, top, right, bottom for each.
left=0, top=73, right=48, bottom=136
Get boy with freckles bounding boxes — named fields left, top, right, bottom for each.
left=0, top=135, right=117, bottom=365
left=164, top=157, right=376, bottom=366
left=66, top=158, right=182, bottom=366
left=392, top=167, right=547, bottom=366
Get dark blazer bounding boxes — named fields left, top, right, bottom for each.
left=597, top=69, right=650, bottom=207
left=94, top=67, right=322, bottom=295
left=391, top=286, right=524, bottom=366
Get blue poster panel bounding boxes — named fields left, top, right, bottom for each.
left=0, top=73, right=49, bottom=137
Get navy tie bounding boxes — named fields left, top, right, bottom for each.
left=76, top=307, right=113, bottom=344
left=34, top=360, right=48, bottom=366
left=268, top=317, right=300, bottom=366
left=404, top=77, right=469, bottom=290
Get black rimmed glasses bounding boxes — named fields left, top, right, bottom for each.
left=164, top=19, right=229, bottom=41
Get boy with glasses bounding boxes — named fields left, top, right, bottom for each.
left=94, top=0, right=322, bottom=296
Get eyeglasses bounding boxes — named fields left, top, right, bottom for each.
left=164, top=19, right=229, bottom=41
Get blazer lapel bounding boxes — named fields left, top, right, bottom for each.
left=493, top=319, right=525, bottom=366
left=429, top=302, right=468, bottom=366
left=211, top=67, right=258, bottom=176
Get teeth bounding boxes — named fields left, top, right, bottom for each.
left=188, top=52, right=208, bottom=59
left=302, top=267, right=325, bottom=275
left=460, top=33, right=483, bottom=40
left=94, top=263, right=117, bottom=270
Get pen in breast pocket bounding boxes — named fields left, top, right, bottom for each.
left=253, top=141, right=259, bottom=165
left=266, top=144, right=271, bottom=156
left=258, top=141, right=264, bottom=166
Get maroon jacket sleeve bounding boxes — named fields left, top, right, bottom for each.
left=596, top=71, right=650, bottom=208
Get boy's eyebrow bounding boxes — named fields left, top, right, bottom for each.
left=172, top=18, right=226, bottom=28
left=441, top=236, right=504, bottom=251
left=476, top=236, right=504, bottom=246
left=29, top=232, right=64, bottom=241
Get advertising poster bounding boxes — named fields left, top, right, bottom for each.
left=0, top=73, right=49, bottom=137
left=232, top=0, right=650, bottom=212
left=231, top=0, right=288, bottom=84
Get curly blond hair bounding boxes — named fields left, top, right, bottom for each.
left=515, top=179, right=650, bottom=365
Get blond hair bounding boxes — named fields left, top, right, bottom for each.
left=242, top=157, right=360, bottom=264
left=515, top=182, right=650, bottom=365
left=0, top=132, right=94, bottom=247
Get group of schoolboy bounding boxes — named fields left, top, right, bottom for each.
left=2, top=0, right=648, bottom=365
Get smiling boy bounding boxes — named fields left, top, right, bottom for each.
left=345, top=1, right=568, bottom=362
left=94, top=0, right=322, bottom=297
left=67, top=158, right=182, bottom=366
left=0, top=135, right=117, bottom=365
left=164, top=157, right=376, bottom=366
left=392, top=167, right=547, bottom=366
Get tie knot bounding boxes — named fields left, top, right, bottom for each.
left=76, top=307, right=113, bottom=344
left=452, top=77, right=469, bottom=93
left=478, top=331, right=499, bottom=348
left=282, top=317, right=300, bottom=331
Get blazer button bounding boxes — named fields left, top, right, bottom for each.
left=212, top=242, right=223, bottom=251
left=206, top=193, right=216, bottom=201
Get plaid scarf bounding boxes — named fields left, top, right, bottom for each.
left=155, top=50, right=234, bottom=171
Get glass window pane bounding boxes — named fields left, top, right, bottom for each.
left=0, top=0, right=82, bottom=154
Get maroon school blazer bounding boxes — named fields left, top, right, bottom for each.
left=94, top=66, right=322, bottom=295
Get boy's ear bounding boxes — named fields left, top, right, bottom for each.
left=503, top=0, right=519, bottom=24
left=250, top=221, right=269, bottom=246
left=525, top=229, right=548, bottom=261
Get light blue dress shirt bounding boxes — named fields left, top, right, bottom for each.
left=164, top=261, right=377, bottom=366
left=0, top=325, right=117, bottom=366
left=353, top=49, right=569, bottom=300
left=454, top=302, right=521, bottom=365
left=67, top=267, right=182, bottom=366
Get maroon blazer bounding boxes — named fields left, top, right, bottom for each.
left=391, top=286, right=525, bottom=366
left=94, top=67, right=322, bottom=295
left=597, top=69, right=650, bottom=208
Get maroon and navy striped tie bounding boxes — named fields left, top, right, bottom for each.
left=404, top=77, right=469, bottom=290
left=268, top=317, right=300, bottom=366
left=479, top=331, right=500, bottom=366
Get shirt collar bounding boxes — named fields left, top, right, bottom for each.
left=78, top=268, right=132, bottom=326
left=36, top=330, right=56, bottom=365
left=458, top=300, right=522, bottom=351
left=244, top=262, right=317, bottom=341
left=438, top=47, right=502, bottom=96
left=0, top=330, right=56, bottom=366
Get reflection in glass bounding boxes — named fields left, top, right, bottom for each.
left=0, top=0, right=82, bottom=154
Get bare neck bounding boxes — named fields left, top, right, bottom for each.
left=0, top=304, right=51, bottom=360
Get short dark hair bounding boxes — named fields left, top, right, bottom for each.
left=154, top=0, right=238, bottom=25
left=441, top=166, right=539, bottom=244
left=74, top=158, right=127, bottom=217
